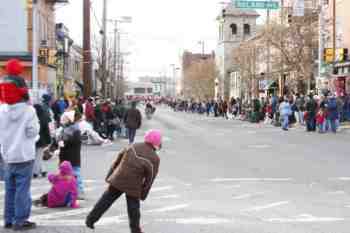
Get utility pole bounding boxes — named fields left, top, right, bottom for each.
left=198, top=41, right=205, bottom=56
left=119, top=55, right=124, bottom=98
left=318, top=0, right=325, bottom=93
left=101, top=0, right=108, bottom=97
left=83, top=0, right=92, bottom=98
left=332, top=0, right=336, bottom=70
left=32, top=0, right=39, bottom=102
left=266, top=3, right=272, bottom=96
left=112, top=21, right=118, bottom=99
left=117, top=30, right=121, bottom=98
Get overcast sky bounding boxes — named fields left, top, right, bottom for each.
left=56, top=0, right=265, bottom=81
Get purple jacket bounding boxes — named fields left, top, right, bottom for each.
left=47, top=161, right=78, bottom=208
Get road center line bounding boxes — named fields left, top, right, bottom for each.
left=242, top=201, right=290, bottom=212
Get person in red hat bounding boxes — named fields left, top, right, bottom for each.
left=0, top=59, right=39, bottom=231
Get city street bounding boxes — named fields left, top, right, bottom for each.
left=2, top=106, right=350, bottom=233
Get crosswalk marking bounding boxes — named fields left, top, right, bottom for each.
left=232, top=192, right=265, bottom=200
left=242, top=201, right=290, bottom=212
left=31, top=208, right=92, bottom=220
left=155, top=217, right=231, bottom=225
left=265, top=214, right=346, bottom=223
left=144, top=204, right=189, bottom=213
left=150, top=186, right=173, bottom=192
left=153, top=194, right=179, bottom=199
left=210, top=178, right=294, bottom=182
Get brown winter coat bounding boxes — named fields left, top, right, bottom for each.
left=106, top=143, right=160, bottom=200
left=125, top=108, right=142, bottom=129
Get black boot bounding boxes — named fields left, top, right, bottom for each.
left=85, top=218, right=95, bottom=230
left=131, top=227, right=144, bottom=233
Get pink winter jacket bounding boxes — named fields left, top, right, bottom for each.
left=47, top=161, right=79, bottom=208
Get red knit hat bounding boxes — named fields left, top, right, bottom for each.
left=5, top=59, right=24, bottom=76
left=0, top=60, right=28, bottom=104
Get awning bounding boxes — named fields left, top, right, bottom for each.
left=0, top=52, right=32, bottom=62
left=75, top=81, right=84, bottom=91
left=335, top=61, right=350, bottom=68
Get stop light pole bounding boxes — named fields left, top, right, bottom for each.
left=83, top=0, right=92, bottom=98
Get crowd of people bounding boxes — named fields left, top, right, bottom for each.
left=0, top=59, right=161, bottom=233
left=169, top=93, right=350, bottom=133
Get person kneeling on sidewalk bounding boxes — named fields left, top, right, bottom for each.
left=33, top=161, right=79, bottom=208
left=85, top=129, right=162, bottom=233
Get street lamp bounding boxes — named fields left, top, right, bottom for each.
left=198, top=41, right=205, bottom=55
left=107, top=16, right=132, bottom=99
left=170, top=64, right=180, bottom=98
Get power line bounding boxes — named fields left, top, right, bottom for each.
left=90, top=1, right=102, bottom=31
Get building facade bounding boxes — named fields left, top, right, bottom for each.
left=216, top=4, right=259, bottom=100
left=138, top=76, right=172, bottom=97
left=182, top=51, right=215, bottom=99
left=323, top=0, right=350, bottom=96
left=125, top=81, right=154, bottom=97
left=0, top=0, right=67, bottom=99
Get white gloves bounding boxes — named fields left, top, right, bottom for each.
left=58, top=141, right=65, bottom=148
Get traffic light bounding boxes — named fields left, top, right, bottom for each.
left=324, top=48, right=334, bottom=64
left=287, top=14, right=292, bottom=23
left=339, top=48, right=348, bottom=62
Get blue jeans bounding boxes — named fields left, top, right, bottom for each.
left=128, top=128, right=137, bottom=144
left=0, top=155, right=4, bottom=181
left=298, top=111, right=305, bottom=125
left=317, top=123, right=325, bottom=133
left=4, top=161, right=34, bottom=225
left=306, top=116, right=316, bottom=131
left=281, top=114, right=289, bottom=130
left=326, top=119, right=337, bottom=133
left=73, top=166, right=84, bottom=195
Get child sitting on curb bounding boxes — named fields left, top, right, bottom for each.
left=33, top=161, right=79, bottom=208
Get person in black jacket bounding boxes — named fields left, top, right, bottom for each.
left=124, top=101, right=142, bottom=144
left=33, top=103, right=52, bottom=178
left=50, top=109, right=85, bottom=199
left=305, top=94, right=317, bottom=132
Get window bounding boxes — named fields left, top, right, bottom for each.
left=134, top=88, right=146, bottom=94
left=219, top=24, right=224, bottom=40
left=244, top=24, right=251, bottom=35
left=230, top=23, right=237, bottom=35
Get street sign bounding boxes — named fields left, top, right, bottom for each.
left=235, top=1, right=279, bottom=10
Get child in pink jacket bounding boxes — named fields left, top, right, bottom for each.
left=34, top=161, right=79, bottom=208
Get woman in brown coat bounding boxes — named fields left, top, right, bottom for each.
left=85, top=130, right=162, bottom=233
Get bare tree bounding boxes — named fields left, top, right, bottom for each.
left=91, top=33, right=114, bottom=97
left=183, top=58, right=216, bottom=100
left=262, top=13, right=319, bottom=93
left=232, top=40, right=260, bottom=100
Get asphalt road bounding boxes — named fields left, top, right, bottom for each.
left=1, top=106, right=350, bottom=233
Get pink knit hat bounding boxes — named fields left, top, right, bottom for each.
left=144, top=129, right=162, bottom=149
left=59, top=161, right=73, bottom=176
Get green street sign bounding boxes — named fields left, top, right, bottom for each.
left=235, top=1, right=280, bottom=10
